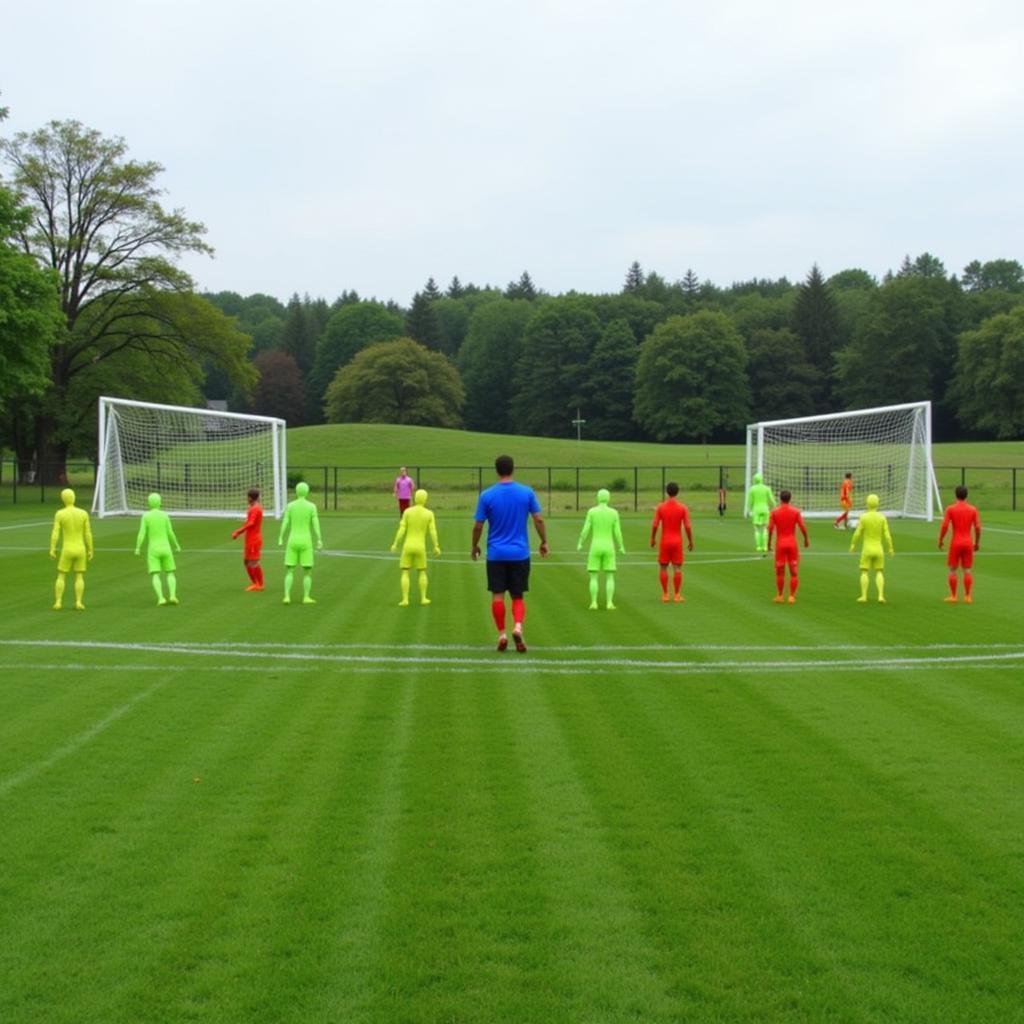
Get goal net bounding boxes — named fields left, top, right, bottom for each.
left=745, top=401, right=942, bottom=520
left=93, top=397, right=287, bottom=518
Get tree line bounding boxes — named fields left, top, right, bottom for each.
left=3, top=112, right=1023, bottom=486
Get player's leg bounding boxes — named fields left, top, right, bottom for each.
left=961, top=547, right=974, bottom=602
left=399, top=568, right=411, bottom=606
left=673, top=561, right=683, bottom=602
left=74, top=572, right=86, bottom=610
left=151, top=572, right=166, bottom=604
left=605, top=571, right=616, bottom=610
left=53, top=571, right=66, bottom=610
left=166, top=573, right=179, bottom=604
left=787, top=555, right=798, bottom=602
left=302, top=566, right=315, bottom=604
left=588, top=571, right=599, bottom=610
left=418, top=569, right=430, bottom=605
left=875, top=569, right=886, bottom=603
left=510, top=562, right=529, bottom=652
left=658, top=563, right=669, bottom=601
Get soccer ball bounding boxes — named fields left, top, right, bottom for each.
left=848, top=518, right=859, bottom=530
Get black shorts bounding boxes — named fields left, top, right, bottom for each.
left=486, top=559, right=531, bottom=596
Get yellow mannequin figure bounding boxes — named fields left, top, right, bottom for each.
left=391, top=489, right=440, bottom=606
left=50, top=488, right=94, bottom=610
left=850, top=493, right=894, bottom=603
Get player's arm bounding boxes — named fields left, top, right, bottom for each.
left=429, top=512, right=440, bottom=555
left=532, top=512, right=549, bottom=557
left=49, top=513, right=60, bottom=558
left=134, top=515, right=146, bottom=555
left=797, top=512, right=809, bottom=547
left=391, top=512, right=407, bottom=552
left=973, top=511, right=981, bottom=550
left=767, top=513, right=775, bottom=551
left=938, top=507, right=951, bottom=548
left=312, top=508, right=323, bottom=549
left=471, top=519, right=484, bottom=560
left=84, top=513, right=94, bottom=560
left=848, top=518, right=862, bottom=553
left=684, top=510, right=694, bottom=551
left=885, top=519, right=894, bottom=555
left=650, top=509, right=660, bottom=547
left=577, top=509, right=592, bottom=550
left=167, top=519, right=182, bottom=552
left=613, top=512, right=625, bottom=553
left=278, top=507, right=290, bottom=546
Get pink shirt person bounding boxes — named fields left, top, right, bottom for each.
left=394, top=467, right=415, bottom=516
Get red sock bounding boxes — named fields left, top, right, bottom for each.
left=511, top=597, right=525, bottom=627
left=776, top=569, right=785, bottom=596
left=964, top=572, right=973, bottom=596
left=948, top=573, right=958, bottom=598
left=659, top=569, right=668, bottom=595
left=246, top=565, right=258, bottom=584
left=673, top=571, right=682, bottom=595
left=491, top=597, right=506, bottom=631
left=254, top=566, right=264, bottom=586
left=789, top=573, right=799, bottom=598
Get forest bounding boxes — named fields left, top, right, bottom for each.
left=3, top=114, right=1023, bottom=485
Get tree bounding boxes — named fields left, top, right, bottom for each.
left=0, top=183, right=63, bottom=420
left=252, top=350, right=305, bottom=423
left=447, top=275, right=465, bottom=299
left=746, top=328, right=820, bottom=422
left=583, top=318, right=639, bottom=439
left=791, top=264, right=840, bottom=405
left=406, top=291, right=444, bottom=350
left=281, top=293, right=319, bottom=377
left=324, top=338, right=464, bottom=428
left=623, top=261, right=645, bottom=293
left=433, top=297, right=470, bottom=357
left=949, top=307, right=1024, bottom=439
left=962, top=259, right=1024, bottom=293
left=680, top=268, right=701, bottom=301
left=634, top=311, right=750, bottom=442
left=505, top=271, right=538, bottom=301
left=307, top=301, right=405, bottom=422
left=510, top=297, right=602, bottom=437
left=457, top=299, right=533, bottom=433
left=423, top=276, right=442, bottom=301
left=0, top=120, right=254, bottom=481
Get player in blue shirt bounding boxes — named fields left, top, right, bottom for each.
left=471, top=454, right=549, bottom=652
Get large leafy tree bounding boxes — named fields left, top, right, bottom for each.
left=0, top=120, right=254, bottom=480
left=582, top=318, right=639, bottom=439
left=307, top=301, right=405, bottom=422
left=746, top=327, right=820, bottom=422
left=252, top=350, right=305, bottom=423
left=0, top=182, right=63, bottom=421
left=324, top=338, right=464, bottom=428
left=949, top=307, right=1024, bottom=439
left=457, top=299, right=533, bottom=433
left=634, top=311, right=750, bottom=441
left=510, top=296, right=602, bottom=437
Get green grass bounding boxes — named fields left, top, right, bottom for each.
left=1, top=498, right=1022, bottom=1023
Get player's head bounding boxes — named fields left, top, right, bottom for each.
left=295, top=481, right=309, bottom=498
left=845, top=472, right=853, bottom=480
left=248, top=488, right=260, bottom=503
left=666, top=481, right=679, bottom=497
left=780, top=490, right=792, bottom=503
left=147, top=492, right=162, bottom=510
left=60, top=487, right=76, bottom=507
left=753, top=472, right=763, bottom=484
left=956, top=485, right=968, bottom=500
left=495, top=454, right=514, bottom=477
left=399, top=466, right=407, bottom=476
left=597, top=488, right=610, bottom=504
left=414, top=488, right=428, bottom=506
left=866, top=493, right=880, bottom=509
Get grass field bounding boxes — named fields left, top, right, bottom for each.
left=1, top=496, right=1023, bottom=1022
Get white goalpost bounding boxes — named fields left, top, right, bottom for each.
left=745, top=401, right=942, bottom=521
left=92, top=397, right=288, bottom=518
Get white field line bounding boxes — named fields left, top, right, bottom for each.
left=0, top=677, right=169, bottom=799
left=1, top=639, right=1022, bottom=675
left=0, top=521, right=52, bottom=532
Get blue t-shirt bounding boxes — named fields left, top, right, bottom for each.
left=475, top=480, right=541, bottom=561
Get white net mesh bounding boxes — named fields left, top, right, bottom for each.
left=747, top=403, right=939, bottom=519
left=94, top=398, right=286, bottom=518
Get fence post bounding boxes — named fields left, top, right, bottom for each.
left=575, top=467, right=580, bottom=511
left=961, top=466, right=966, bottom=487
left=1014, top=468, right=1017, bottom=512
left=634, top=466, right=638, bottom=512
left=333, top=466, right=338, bottom=510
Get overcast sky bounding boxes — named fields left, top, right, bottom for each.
left=4, top=0, right=1023, bottom=306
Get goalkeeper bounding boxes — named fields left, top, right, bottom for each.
left=50, top=488, right=94, bottom=610
left=134, top=492, right=181, bottom=606
left=744, top=472, right=775, bottom=554
left=849, top=493, right=894, bottom=603
left=279, top=481, right=323, bottom=605
left=390, top=488, right=440, bottom=606
left=577, top=488, right=626, bottom=610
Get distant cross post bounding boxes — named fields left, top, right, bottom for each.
left=572, top=408, right=586, bottom=441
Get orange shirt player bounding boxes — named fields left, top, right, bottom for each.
left=650, top=481, right=694, bottom=602
left=232, top=488, right=265, bottom=591
left=768, top=489, right=809, bottom=603
left=834, top=472, right=853, bottom=529
left=938, top=485, right=981, bottom=603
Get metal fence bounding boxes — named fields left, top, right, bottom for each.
left=4, top=460, right=1023, bottom=514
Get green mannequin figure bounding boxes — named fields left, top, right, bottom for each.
left=744, top=471, right=776, bottom=554
left=577, top=488, right=626, bottom=610
left=391, top=488, right=440, bottom=606
left=279, top=481, right=323, bottom=604
left=50, top=487, right=94, bottom=610
left=850, top=493, right=895, bottom=603
left=134, top=492, right=181, bottom=606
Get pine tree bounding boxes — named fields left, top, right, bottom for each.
left=423, top=277, right=442, bottom=300
left=447, top=275, right=465, bottom=299
left=791, top=264, right=840, bottom=406
left=406, top=291, right=444, bottom=350
left=681, top=268, right=701, bottom=299
left=623, top=261, right=645, bottom=293
left=505, top=271, right=537, bottom=301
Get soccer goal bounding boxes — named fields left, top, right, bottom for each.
left=745, top=401, right=942, bottom=520
left=93, top=397, right=287, bottom=518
